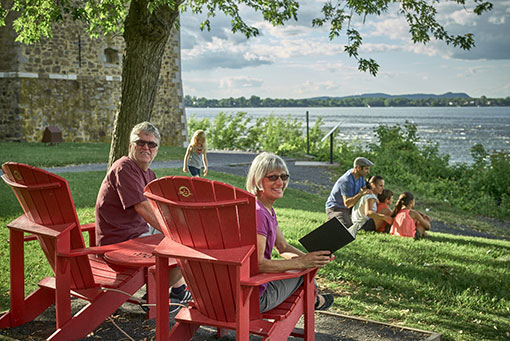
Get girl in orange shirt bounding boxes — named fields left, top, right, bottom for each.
left=390, top=192, right=431, bottom=239
left=375, top=189, right=393, bottom=233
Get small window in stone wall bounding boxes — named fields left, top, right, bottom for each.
left=104, top=48, right=120, bottom=65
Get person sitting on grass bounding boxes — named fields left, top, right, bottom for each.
left=375, top=189, right=394, bottom=233
left=390, top=192, right=431, bottom=239
left=351, top=176, right=393, bottom=232
left=246, top=152, right=334, bottom=312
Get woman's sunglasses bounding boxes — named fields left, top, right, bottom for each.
left=134, top=139, right=158, bottom=148
left=266, top=174, right=290, bottom=182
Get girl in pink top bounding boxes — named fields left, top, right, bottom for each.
left=390, top=192, right=431, bottom=239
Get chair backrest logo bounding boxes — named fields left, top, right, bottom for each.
left=179, top=186, right=192, bottom=198
left=13, top=170, right=22, bottom=181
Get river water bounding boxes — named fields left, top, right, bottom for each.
left=185, top=106, right=510, bottom=164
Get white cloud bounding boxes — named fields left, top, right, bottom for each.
left=365, top=17, right=409, bottom=41
left=449, top=9, right=477, bottom=26
left=219, top=76, right=264, bottom=89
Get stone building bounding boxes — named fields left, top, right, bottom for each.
left=0, top=10, right=187, bottom=146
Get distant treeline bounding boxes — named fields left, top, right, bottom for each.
left=184, top=95, right=510, bottom=108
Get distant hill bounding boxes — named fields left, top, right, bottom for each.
left=309, top=92, right=471, bottom=100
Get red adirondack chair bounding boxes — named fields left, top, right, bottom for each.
left=0, top=162, right=163, bottom=340
left=145, top=176, right=318, bottom=340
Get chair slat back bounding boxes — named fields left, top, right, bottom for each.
left=145, top=176, right=260, bottom=322
left=2, top=162, right=95, bottom=289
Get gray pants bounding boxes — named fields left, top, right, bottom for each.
left=326, top=206, right=353, bottom=227
left=259, top=277, right=304, bottom=313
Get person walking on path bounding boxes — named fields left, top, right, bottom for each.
left=325, top=157, right=374, bottom=227
left=95, top=121, right=191, bottom=307
left=183, top=130, right=208, bottom=177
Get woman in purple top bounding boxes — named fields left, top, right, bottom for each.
left=245, top=152, right=334, bottom=313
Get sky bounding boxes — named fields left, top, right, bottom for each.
left=179, top=0, right=510, bottom=99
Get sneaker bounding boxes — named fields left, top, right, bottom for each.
left=170, top=285, right=193, bottom=304
left=315, top=293, right=334, bottom=311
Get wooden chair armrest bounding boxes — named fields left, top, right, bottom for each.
left=16, top=222, right=96, bottom=243
left=57, top=244, right=120, bottom=257
left=59, top=233, right=162, bottom=258
left=241, top=268, right=316, bottom=287
left=154, top=238, right=255, bottom=266
left=80, top=223, right=95, bottom=232
left=8, top=215, right=76, bottom=238
left=79, top=222, right=96, bottom=247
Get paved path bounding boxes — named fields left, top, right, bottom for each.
left=46, top=151, right=335, bottom=195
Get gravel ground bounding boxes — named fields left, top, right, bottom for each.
left=0, top=299, right=438, bottom=341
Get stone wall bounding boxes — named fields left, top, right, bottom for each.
left=0, top=7, right=186, bottom=146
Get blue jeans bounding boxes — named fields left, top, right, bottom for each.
left=188, top=166, right=201, bottom=176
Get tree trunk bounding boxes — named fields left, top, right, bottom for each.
left=107, top=0, right=179, bottom=169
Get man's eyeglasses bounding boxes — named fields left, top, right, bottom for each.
left=134, top=139, right=158, bottom=148
left=265, top=174, right=290, bottom=182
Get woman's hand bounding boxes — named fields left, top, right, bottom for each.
left=299, top=251, right=332, bottom=269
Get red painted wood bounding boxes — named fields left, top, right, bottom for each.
left=145, top=176, right=317, bottom=340
left=104, top=234, right=165, bottom=267
left=1, top=162, right=165, bottom=339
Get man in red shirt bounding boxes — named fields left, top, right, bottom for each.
left=95, top=121, right=191, bottom=308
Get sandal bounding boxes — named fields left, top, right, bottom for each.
left=315, top=293, right=334, bottom=311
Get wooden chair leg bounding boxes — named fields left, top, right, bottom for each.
left=156, top=256, right=170, bottom=341
left=168, top=322, right=199, bottom=340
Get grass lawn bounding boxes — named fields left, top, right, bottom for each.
left=0, top=142, right=185, bottom=167
left=1, top=168, right=509, bottom=341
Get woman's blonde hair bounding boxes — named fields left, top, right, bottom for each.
left=190, top=130, right=206, bottom=152
left=246, top=152, right=289, bottom=195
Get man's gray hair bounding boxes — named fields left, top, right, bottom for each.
left=246, top=152, right=289, bottom=195
left=130, top=121, right=161, bottom=144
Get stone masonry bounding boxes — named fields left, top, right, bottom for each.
left=0, top=7, right=187, bottom=146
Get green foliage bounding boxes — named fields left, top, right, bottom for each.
left=187, top=114, right=211, bottom=133
left=257, top=115, right=303, bottom=154
left=188, top=111, right=328, bottom=156
left=208, top=112, right=253, bottom=150
left=184, top=95, right=510, bottom=108
left=368, top=122, right=450, bottom=186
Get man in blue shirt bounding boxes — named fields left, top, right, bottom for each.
left=325, top=157, right=374, bottom=227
